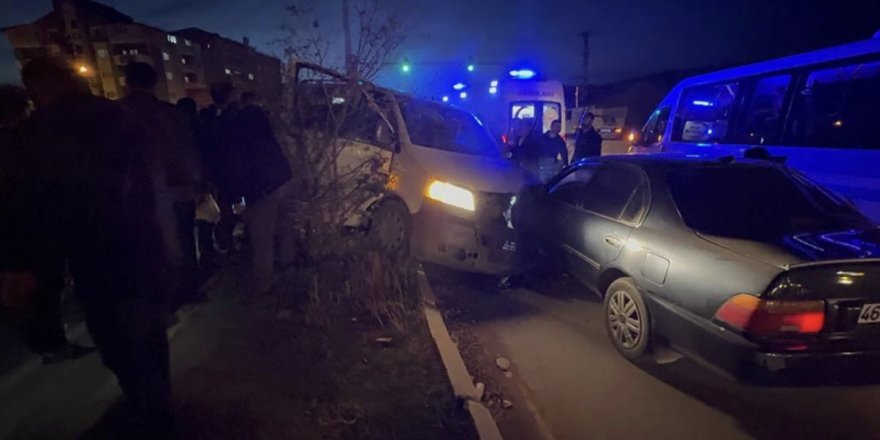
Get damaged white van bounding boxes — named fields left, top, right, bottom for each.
left=290, top=62, right=529, bottom=275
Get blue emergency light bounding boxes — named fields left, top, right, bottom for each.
left=509, top=69, right=536, bottom=79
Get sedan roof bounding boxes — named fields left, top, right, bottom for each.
left=582, top=154, right=786, bottom=174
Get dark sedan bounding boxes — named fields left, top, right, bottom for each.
left=513, top=155, right=880, bottom=377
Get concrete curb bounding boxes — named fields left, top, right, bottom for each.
left=417, top=266, right=503, bottom=440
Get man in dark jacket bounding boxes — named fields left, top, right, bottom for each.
left=18, top=58, right=173, bottom=434
left=572, top=111, right=602, bottom=161
left=0, top=84, right=96, bottom=364
left=210, top=85, right=292, bottom=300
left=122, top=62, right=205, bottom=308
left=538, top=119, right=569, bottom=181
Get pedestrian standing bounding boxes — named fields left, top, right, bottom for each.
left=572, top=111, right=603, bottom=162
left=508, top=117, right=545, bottom=179
left=177, top=97, right=222, bottom=279
left=212, top=85, right=292, bottom=300
left=539, top=119, right=569, bottom=181
left=122, top=62, right=205, bottom=308
left=203, top=83, right=239, bottom=254
left=0, top=84, right=95, bottom=364
left=18, top=58, right=174, bottom=435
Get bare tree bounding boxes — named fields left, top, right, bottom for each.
left=279, top=0, right=407, bottom=81
left=275, top=0, right=408, bottom=268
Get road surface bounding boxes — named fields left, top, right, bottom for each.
left=427, top=267, right=880, bottom=440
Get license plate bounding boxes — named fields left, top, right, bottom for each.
left=858, top=303, right=880, bottom=324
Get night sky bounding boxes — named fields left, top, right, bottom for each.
left=1, top=0, right=878, bottom=88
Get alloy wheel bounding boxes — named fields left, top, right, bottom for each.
left=607, top=289, right=642, bottom=349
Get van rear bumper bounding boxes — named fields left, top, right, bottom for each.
left=411, top=200, right=519, bottom=276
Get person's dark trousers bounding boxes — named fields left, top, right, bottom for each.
left=172, top=200, right=201, bottom=305
left=74, top=260, right=173, bottom=433
left=18, top=259, right=67, bottom=354
left=195, top=219, right=218, bottom=270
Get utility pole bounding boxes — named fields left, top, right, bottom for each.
left=342, top=0, right=354, bottom=76
left=579, top=30, right=591, bottom=108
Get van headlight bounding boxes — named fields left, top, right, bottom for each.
left=426, top=180, right=475, bottom=211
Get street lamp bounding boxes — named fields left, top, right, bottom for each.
left=77, top=65, right=89, bottom=75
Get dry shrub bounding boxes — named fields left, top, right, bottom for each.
left=298, top=251, right=419, bottom=334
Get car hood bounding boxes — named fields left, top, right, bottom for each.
left=699, top=227, right=880, bottom=269
left=407, top=144, right=529, bottom=194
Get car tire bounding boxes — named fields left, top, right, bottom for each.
left=367, top=199, right=411, bottom=256
left=604, top=277, right=651, bottom=362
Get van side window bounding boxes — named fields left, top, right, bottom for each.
left=736, top=74, right=792, bottom=144
left=672, top=82, right=740, bottom=143
left=340, top=92, right=396, bottom=150
left=787, top=60, right=880, bottom=149
left=294, top=66, right=396, bottom=150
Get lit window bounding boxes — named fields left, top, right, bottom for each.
left=130, top=48, right=138, bottom=55
left=184, top=39, right=191, bottom=47
left=224, top=68, right=231, bottom=75
left=248, top=73, right=254, bottom=80
left=122, top=49, right=128, bottom=55
left=206, top=43, right=211, bottom=49
left=162, top=51, right=170, bottom=61
left=166, top=71, right=173, bottom=80
left=97, top=48, right=108, bottom=58
left=167, top=34, right=177, bottom=44
left=181, top=57, right=187, bottom=65
left=184, top=75, right=190, bottom=83
left=119, top=76, right=126, bottom=86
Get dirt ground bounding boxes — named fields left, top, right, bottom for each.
left=79, top=260, right=477, bottom=440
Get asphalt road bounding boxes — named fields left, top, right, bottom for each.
left=427, top=268, right=880, bottom=440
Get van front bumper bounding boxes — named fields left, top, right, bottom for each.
left=411, top=198, right=519, bottom=276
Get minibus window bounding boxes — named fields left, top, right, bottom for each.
left=639, top=107, right=670, bottom=145
left=736, top=74, right=791, bottom=144
left=787, top=60, right=880, bottom=149
left=673, top=82, right=739, bottom=143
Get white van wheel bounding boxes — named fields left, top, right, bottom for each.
left=367, top=199, right=411, bottom=255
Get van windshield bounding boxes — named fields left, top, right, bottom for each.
left=400, top=98, right=502, bottom=158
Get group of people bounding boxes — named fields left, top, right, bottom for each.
left=508, top=111, right=603, bottom=182
left=0, top=57, right=291, bottom=436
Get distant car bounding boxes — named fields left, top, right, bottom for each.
left=513, top=154, right=880, bottom=377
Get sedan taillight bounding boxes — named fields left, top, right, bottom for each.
left=715, top=294, right=825, bottom=336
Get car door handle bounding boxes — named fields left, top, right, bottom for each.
left=604, top=235, right=623, bottom=248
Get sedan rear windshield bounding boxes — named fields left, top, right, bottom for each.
left=668, top=166, right=869, bottom=240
